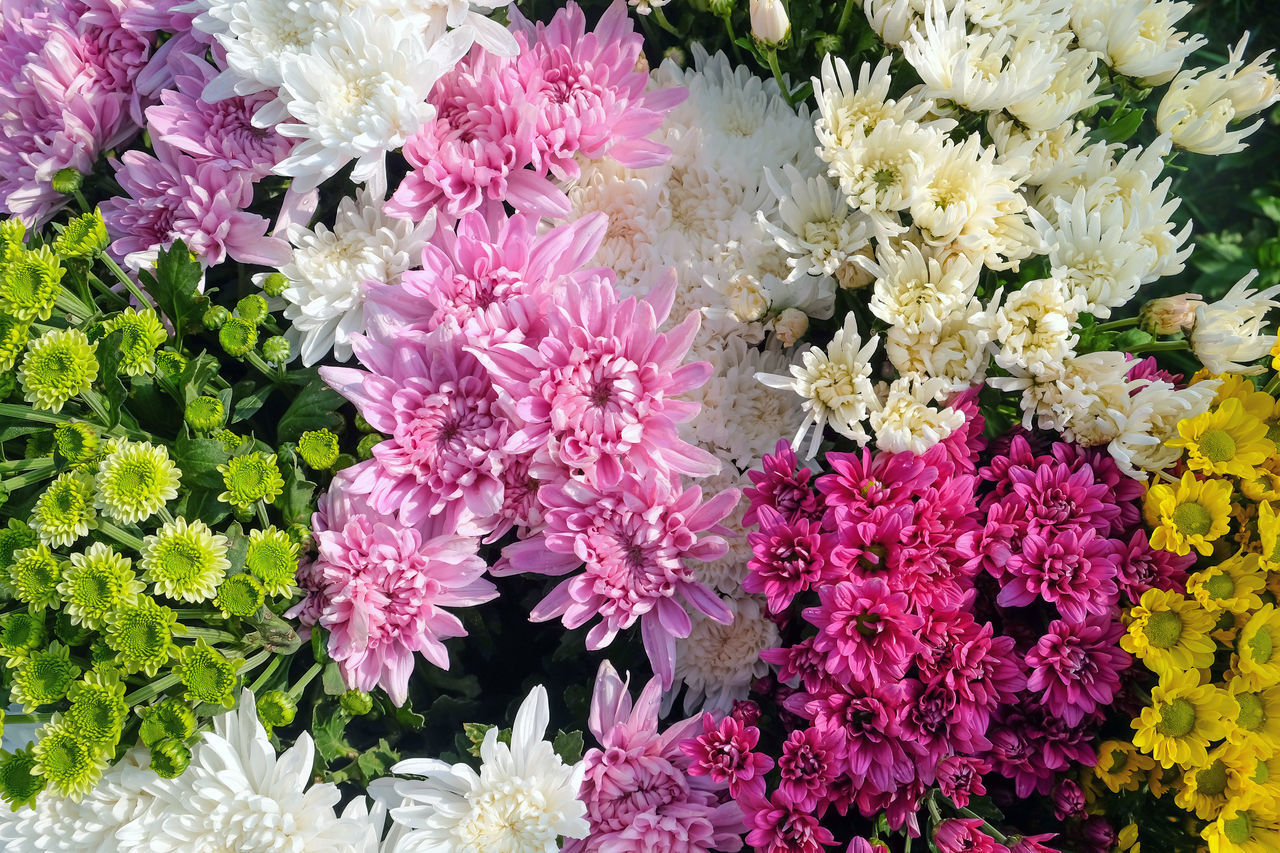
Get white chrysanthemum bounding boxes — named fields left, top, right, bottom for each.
left=685, top=338, right=807, bottom=472
left=995, top=350, right=1135, bottom=442
left=1110, top=378, right=1219, bottom=477
left=123, top=690, right=376, bottom=853
left=761, top=165, right=872, bottom=280
left=862, top=0, right=927, bottom=47
left=694, top=470, right=754, bottom=595
left=987, top=116, right=1092, bottom=189
left=1220, top=32, right=1280, bottom=119
left=965, top=0, right=1071, bottom=36
left=567, top=158, right=669, bottom=292
left=870, top=376, right=966, bottom=454
left=379, top=0, right=518, bottom=55
left=672, top=595, right=779, bottom=716
left=902, top=0, right=1064, bottom=112
left=826, top=117, right=945, bottom=219
left=273, top=10, right=469, bottom=193
left=0, top=748, right=156, bottom=853
left=277, top=189, right=435, bottom=365
left=1007, top=45, right=1106, bottom=132
left=1156, top=55, right=1271, bottom=156
left=388, top=686, right=588, bottom=853
left=758, top=313, right=880, bottom=458
left=812, top=54, right=947, bottom=157
left=1191, top=271, right=1280, bottom=375
left=627, top=0, right=671, bottom=13
left=869, top=242, right=978, bottom=334
left=885, top=299, right=990, bottom=394
left=1070, top=0, right=1206, bottom=86
left=193, top=0, right=337, bottom=103
left=990, top=277, right=1081, bottom=379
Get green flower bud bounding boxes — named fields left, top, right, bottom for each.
left=51, top=169, right=83, bottom=195
left=138, top=697, right=196, bottom=746
left=354, top=413, right=374, bottom=433
left=356, top=434, right=380, bottom=461
left=235, top=294, right=269, bottom=325
left=286, top=523, right=313, bottom=553
left=148, top=738, right=191, bottom=779
left=0, top=747, right=45, bottom=809
left=175, top=640, right=238, bottom=708
left=52, top=210, right=109, bottom=258
left=54, top=422, right=99, bottom=467
left=217, top=452, right=284, bottom=508
left=340, top=689, right=374, bottom=716
left=262, top=335, right=290, bottom=365
left=218, top=318, right=258, bottom=358
left=256, top=690, right=297, bottom=728
left=298, top=429, right=340, bottom=470
left=214, top=573, right=265, bottom=618
left=202, top=305, right=231, bottom=330
left=155, top=350, right=187, bottom=378
left=333, top=452, right=356, bottom=471
left=261, top=272, right=289, bottom=298
left=213, top=429, right=243, bottom=453
left=185, top=396, right=226, bottom=432
left=232, top=502, right=256, bottom=523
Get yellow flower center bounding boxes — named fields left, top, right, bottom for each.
left=1248, top=627, right=1274, bottom=665
left=1157, top=698, right=1197, bottom=737
left=1223, top=812, right=1252, bottom=844
left=1144, top=610, right=1184, bottom=649
left=1199, top=429, right=1237, bottom=463
left=1195, top=760, right=1229, bottom=797
left=1171, top=501, right=1213, bottom=537
left=1237, top=692, right=1265, bottom=732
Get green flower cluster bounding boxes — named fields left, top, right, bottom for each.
left=0, top=221, right=336, bottom=807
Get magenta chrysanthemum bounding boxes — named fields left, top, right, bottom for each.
left=744, top=505, right=836, bottom=614
left=997, top=527, right=1119, bottom=623
left=803, top=577, right=924, bottom=686
left=680, top=714, right=773, bottom=800
left=1025, top=614, right=1130, bottom=726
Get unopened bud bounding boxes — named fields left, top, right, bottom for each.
left=749, top=0, right=790, bottom=45
left=773, top=307, right=809, bottom=347
left=1139, top=294, right=1202, bottom=335
left=51, top=169, right=82, bottom=195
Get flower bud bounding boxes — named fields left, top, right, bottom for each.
left=149, top=738, right=191, bottom=779
left=51, top=169, right=82, bottom=195
left=236, top=294, right=269, bottom=325
left=749, top=0, right=790, bottom=45
left=261, top=272, right=289, bottom=298
left=257, top=689, right=298, bottom=728
left=772, top=307, right=809, bottom=347
left=340, top=689, right=374, bottom=716
left=1139, top=293, right=1202, bottom=335
left=262, top=336, right=290, bottom=365
left=202, top=305, right=230, bottom=330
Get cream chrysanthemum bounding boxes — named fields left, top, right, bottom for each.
left=990, top=277, right=1083, bottom=380
left=870, top=376, right=967, bottom=454
left=672, top=594, right=779, bottom=715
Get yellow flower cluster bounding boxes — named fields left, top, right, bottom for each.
left=1121, top=376, right=1280, bottom=852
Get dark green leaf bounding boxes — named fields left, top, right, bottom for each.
left=138, top=241, right=207, bottom=341
left=179, top=352, right=222, bottom=404
left=312, top=705, right=356, bottom=764
left=322, top=661, right=347, bottom=695
left=1096, top=106, right=1145, bottom=145
left=355, top=739, right=399, bottom=781
left=231, top=382, right=274, bottom=424
left=393, top=702, right=426, bottom=731
left=95, top=329, right=127, bottom=426
left=274, top=448, right=316, bottom=526
left=223, top=522, right=249, bottom=573
left=1113, top=329, right=1155, bottom=350
left=552, top=729, right=584, bottom=764
left=172, top=486, right=230, bottom=528
left=173, top=436, right=230, bottom=490
left=276, top=378, right=345, bottom=444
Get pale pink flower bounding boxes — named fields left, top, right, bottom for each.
left=289, top=465, right=497, bottom=706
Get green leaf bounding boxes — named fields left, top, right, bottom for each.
left=178, top=352, right=222, bottom=404
left=223, top=522, right=249, bottom=573
left=95, top=329, right=127, bottom=426
left=312, top=706, right=356, bottom=764
left=276, top=378, right=345, bottom=444
left=463, top=722, right=493, bottom=757
left=137, top=241, right=207, bottom=342
left=552, top=729, right=584, bottom=764
left=231, top=382, right=274, bottom=425
left=1096, top=106, right=1146, bottom=144
left=1252, top=189, right=1280, bottom=222
left=1113, top=328, right=1155, bottom=351
left=322, top=661, right=348, bottom=696
left=173, top=435, right=230, bottom=490
left=393, top=702, right=426, bottom=731
left=274, top=448, right=316, bottom=526
left=172, top=485, right=230, bottom=527
left=355, top=738, right=400, bottom=781
left=242, top=607, right=301, bottom=655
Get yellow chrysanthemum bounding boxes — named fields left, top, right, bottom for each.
left=1133, top=669, right=1238, bottom=768
left=1252, top=752, right=1280, bottom=797
left=1202, top=796, right=1280, bottom=853
left=1213, top=610, right=1250, bottom=646
left=1169, top=398, right=1276, bottom=479
left=1095, top=740, right=1155, bottom=793
left=1214, top=374, right=1277, bottom=423
left=1145, top=472, right=1234, bottom=557
left=1175, top=742, right=1257, bottom=820
left=1226, top=678, right=1280, bottom=759
left=1255, top=501, right=1280, bottom=569
left=1235, top=605, right=1280, bottom=690
left=1148, top=764, right=1180, bottom=798
left=1240, top=464, right=1280, bottom=504
left=1188, top=552, right=1268, bottom=615
left=1122, top=588, right=1219, bottom=677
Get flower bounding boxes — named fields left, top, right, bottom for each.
left=104, top=596, right=178, bottom=678
left=744, top=787, right=834, bottom=853
left=1025, top=615, right=1130, bottom=726
left=389, top=684, right=588, bottom=852
left=803, top=576, right=923, bottom=686
left=59, top=543, right=145, bottom=630
left=31, top=718, right=109, bottom=801
left=1133, top=669, right=1237, bottom=768
left=11, top=643, right=79, bottom=711
left=749, top=0, right=790, bottom=44
left=173, top=640, right=238, bottom=709
left=1144, top=471, right=1234, bottom=557
left=290, top=466, right=497, bottom=706
left=1122, top=588, right=1217, bottom=677
left=244, top=527, right=299, bottom=597
left=1236, top=604, right=1280, bottom=689
left=745, top=505, right=836, bottom=614
left=672, top=595, right=779, bottom=715
left=93, top=440, right=182, bottom=525
left=30, top=472, right=95, bottom=549
left=102, top=309, right=167, bottom=377
left=139, top=518, right=231, bottom=604
left=1191, top=271, right=1280, bottom=375
left=0, top=246, right=63, bottom=322
left=1070, top=0, right=1206, bottom=85
left=1169, top=398, right=1274, bottom=478
left=17, top=329, right=98, bottom=413
left=935, top=819, right=1010, bottom=853
left=757, top=312, right=880, bottom=458
left=869, top=376, right=967, bottom=455
left=123, top=689, right=377, bottom=851
left=997, top=526, right=1119, bottom=623
left=8, top=545, right=62, bottom=612
left=217, top=452, right=284, bottom=509
left=1094, top=740, right=1155, bottom=794
left=1201, top=799, right=1280, bottom=853
left=680, top=714, right=774, bottom=800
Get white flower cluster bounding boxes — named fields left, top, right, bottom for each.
left=757, top=0, right=1279, bottom=476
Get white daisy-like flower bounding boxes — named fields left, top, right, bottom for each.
left=997, top=351, right=1135, bottom=443
left=627, top=0, right=671, bottom=14
left=989, top=277, right=1082, bottom=380
left=1070, top=0, right=1205, bottom=86
left=1156, top=57, right=1269, bottom=156
left=870, top=376, right=966, bottom=454
left=902, top=0, right=1064, bottom=113
left=1220, top=32, right=1280, bottom=119
left=276, top=189, right=435, bottom=365
left=760, top=164, right=872, bottom=280
left=273, top=10, right=470, bottom=193
left=861, top=0, right=927, bottom=47
left=826, top=117, right=946, bottom=219
left=965, top=0, right=1071, bottom=37
left=672, top=594, right=779, bottom=716
left=757, top=312, right=881, bottom=458
left=869, top=242, right=979, bottom=334
left=885, top=298, right=990, bottom=394
left=811, top=54, right=947, bottom=157
left=1191, top=271, right=1280, bottom=375
left=1007, top=45, right=1107, bottom=132
left=0, top=748, right=156, bottom=853
left=388, top=685, right=588, bottom=853
left=987, top=115, right=1092, bottom=189
left=123, top=690, right=377, bottom=852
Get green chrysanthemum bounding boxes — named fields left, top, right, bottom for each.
left=235, top=294, right=269, bottom=324
left=340, top=689, right=373, bottom=716
left=0, top=313, right=31, bottom=374
left=154, top=349, right=186, bottom=377
left=94, top=439, right=181, bottom=524
left=140, top=517, right=230, bottom=603
left=0, top=520, right=38, bottom=570
left=10, top=544, right=63, bottom=611
left=30, top=471, right=95, bottom=548
left=262, top=336, right=290, bottom=365
left=17, top=328, right=98, bottom=413
left=213, top=429, right=244, bottom=453
left=214, top=573, right=264, bottom=618
left=149, top=737, right=191, bottom=779
left=102, top=308, right=167, bottom=376
left=174, top=639, right=238, bottom=708
left=256, top=689, right=297, bottom=728
left=104, top=595, right=177, bottom=677
left=51, top=210, right=109, bottom=258
left=218, top=317, right=258, bottom=357
left=202, top=305, right=230, bottom=330
left=217, top=452, right=284, bottom=509
left=53, top=422, right=99, bottom=467
left=65, top=669, right=127, bottom=745
left=52, top=611, right=91, bottom=647
left=32, top=717, right=109, bottom=800
left=0, top=747, right=45, bottom=810
left=260, top=272, right=288, bottom=298
left=245, top=526, right=299, bottom=596
left=184, top=395, right=226, bottom=432
left=59, top=542, right=144, bottom=630
left=0, top=218, right=27, bottom=251
left=298, top=429, right=340, bottom=470
left=0, top=611, right=46, bottom=656
left=138, top=697, right=196, bottom=746
left=11, top=643, right=80, bottom=711
left=0, top=246, right=64, bottom=322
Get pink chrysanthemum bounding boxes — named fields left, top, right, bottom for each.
left=935, top=819, right=1010, bottom=853
left=1113, top=528, right=1194, bottom=602
left=476, top=274, right=719, bottom=488
left=743, top=788, right=836, bottom=853
left=1025, top=614, right=1130, bottom=726
left=935, top=755, right=989, bottom=809
left=101, top=139, right=289, bottom=269
left=798, top=684, right=916, bottom=797
left=817, top=448, right=935, bottom=522
left=745, top=505, right=837, bottom=614
left=504, top=471, right=737, bottom=687
left=322, top=328, right=513, bottom=535
left=777, top=726, right=845, bottom=811
left=145, top=53, right=294, bottom=178
left=998, top=527, right=1119, bottom=623
left=803, top=577, right=923, bottom=686
left=508, top=0, right=682, bottom=180
left=290, top=464, right=498, bottom=706
left=987, top=705, right=1099, bottom=797
left=566, top=661, right=744, bottom=853
left=680, top=713, right=774, bottom=800
left=743, top=440, right=822, bottom=528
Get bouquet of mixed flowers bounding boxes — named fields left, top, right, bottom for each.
left=0, top=0, right=1277, bottom=850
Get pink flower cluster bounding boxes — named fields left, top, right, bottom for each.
left=564, top=661, right=744, bottom=853
left=385, top=0, right=682, bottom=224
left=725, top=408, right=1176, bottom=846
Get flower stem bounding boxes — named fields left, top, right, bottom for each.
left=0, top=457, right=55, bottom=475
left=124, top=672, right=179, bottom=707
left=765, top=49, right=799, bottom=107
left=96, top=519, right=146, bottom=551
left=650, top=5, right=680, bottom=36
left=1265, top=372, right=1280, bottom=396
left=244, top=350, right=285, bottom=384
left=0, top=404, right=74, bottom=425
left=79, top=388, right=111, bottom=426
left=1095, top=316, right=1140, bottom=332
left=177, top=626, right=241, bottom=645
left=248, top=654, right=285, bottom=695
left=54, top=290, right=94, bottom=323
left=1128, top=340, right=1190, bottom=354
left=836, top=0, right=858, bottom=34
left=3, top=713, right=53, bottom=726
left=954, top=805, right=1008, bottom=843
left=286, top=661, right=323, bottom=701
left=1, top=463, right=57, bottom=492
left=96, top=251, right=154, bottom=310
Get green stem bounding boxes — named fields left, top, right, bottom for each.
left=72, top=189, right=91, bottom=214
left=54, top=290, right=94, bottom=322
left=954, top=806, right=1008, bottom=843
left=255, top=501, right=271, bottom=529
left=1095, top=316, right=1140, bottom=332
left=650, top=4, right=681, bottom=36
left=0, top=404, right=75, bottom=425
left=123, top=672, right=180, bottom=707
left=286, top=661, right=323, bottom=701
left=0, top=457, right=55, bottom=475
left=1265, top=372, right=1280, bottom=396
left=1, top=464, right=57, bottom=492
left=156, top=505, right=175, bottom=525
left=244, top=350, right=285, bottom=384
left=96, top=252, right=154, bottom=310
left=1128, top=339, right=1190, bottom=354
left=764, top=48, right=799, bottom=107
left=3, top=713, right=53, bottom=726
left=836, top=0, right=858, bottom=34
left=248, top=654, right=285, bottom=695
left=177, top=627, right=240, bottom=645
left=96, top=519, right=145, bottom=551
left=85, top=272, right=130, bottom=308
left=79, top=388, right=111, bottom=426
